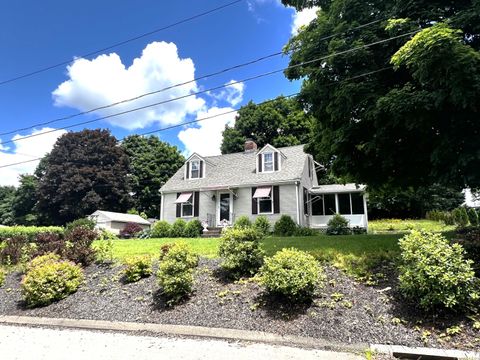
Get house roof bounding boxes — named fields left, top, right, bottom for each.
left=160, top=144, right=309, bottom=193
left=90, top=210, right=151, bottom=225
left=310, top=184, right=366, bottom=194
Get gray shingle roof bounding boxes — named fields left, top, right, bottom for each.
left=161, top=144, right=308, bottom=193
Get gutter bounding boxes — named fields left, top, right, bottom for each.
left=161, top=179, right=301, bottom=194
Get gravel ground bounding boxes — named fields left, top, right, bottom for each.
left=0, top=258, right=478, bottom=350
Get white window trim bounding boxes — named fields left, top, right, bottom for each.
left=186, top=159, right=205, bottom=180
left=181, top=195, right=195, bottom=218
left=257, top=186, right=274, bottom=215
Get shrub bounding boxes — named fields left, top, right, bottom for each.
left=234, top=215, right=252, bottom=229
left=65, top=218, right=96, bottom=233
left=151, top=220, right=171, bottom=238
left=456, top=227, right=480, bottom=274
left=260, top=248, right=323, bottom=301
left=21, top=255, right=84, bottom=307
left=0, top=226, right=64, bottom=242
left=398, top=231, right=479, bottom=311
left=273, top=215, right=297, bottom=236
left=64, top=226, right=97, bottom=266
left=157, top=242, right=198, bottom=305
left=468, top=208, right=479, bottom=227
left=137, top=229, right=151, bottom=239
left=93, top=238, right=114, bottom=264
left=0, top=268, right=5, bottom=287
left=34, top=232, right=65, bottom=256
left=326, top=214, right=351, bottom=235
left=159, top=243, right=174, bottom=261
left=119, top=222, right=144, bottom=238
left=97, top=229, right=118, bottom=241
left=184, top=219, right=203, bottom=238
left=169, top=219, right=187, bottom=238
left=351, top=226, right=367, bottom=235
left=253, top=216, right=271, bottom=236
left=218, top=227, right=264, bottom=279
left=27, top=253, right=61, bottom=272
left=295, top=227, right=318, bottom=236
left=0, top=236, right=28, bottom=265
left=124, top=256, right=153, bottom=283
left=452, top=207, right=469, bottom=228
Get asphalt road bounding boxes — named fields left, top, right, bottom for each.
left=0, top=324, right=364, bottom=359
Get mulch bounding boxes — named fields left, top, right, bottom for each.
left=0, top=258, right=478, bottom=350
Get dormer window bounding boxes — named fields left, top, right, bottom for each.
left=263, top=153, right=274, bottom=172
left=257, top=145, right=281, bottom=173
left=190, top=160, right=200, bottom=179
left=185, top=155, right=205, bottom=180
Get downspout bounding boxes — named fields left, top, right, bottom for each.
left=159, top=191, right=164, bottom=221
left=295, top=181, right=300, bottom=225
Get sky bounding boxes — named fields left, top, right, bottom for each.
left=0, top=0, right=318, bottom=187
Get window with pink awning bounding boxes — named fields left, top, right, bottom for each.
left=174, top=192, right=192, bottom=203
left=253, top=187, right=271, bottom=198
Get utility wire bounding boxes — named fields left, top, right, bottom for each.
left=0, top=17, right=386, bottom=137
left=0, top=0, right=244, bottom=86
left=0, top=66, right=392, bottom=170
left=0, top=29, right=418, bottom=147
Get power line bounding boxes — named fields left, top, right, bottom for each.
left=0, top=18, right=385, bottom=137
left=0, top=0, right=244, bottom=86
left=0, top=29, right=418, bottom=147
left=0, top=66, right=393, bottom=170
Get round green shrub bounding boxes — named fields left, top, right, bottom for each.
left=260, top=248, right=323, bottom=301
left=170, top=219, right=187, bottom=238
left=326, top=214, right=351, bottom=235
left=218, top=227, right=264, bottom=279
left=234, top=215, right=252, bottom=229
left=65, top=218, right=96, bottom=233
left=467, top=208, right=479, bottom=226
left=253, top=216, right=271, bottom=236
left=452, top=207, right=469, bottom=228
left=184, top=219, right=203, bottom=238
left=124, top=256, right=153, bottom=283
left=295, top=226, right=319, bottom=236
left=273, top=215, right=297, bottom=236
left=21, top=254, right=84, bottom=307
left=151, top=221, right=171, bottom=238
left=398, top=230, right=479, bottom=311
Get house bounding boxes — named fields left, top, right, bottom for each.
left=89, top=210, right=151, bottom=235
left=159, top=141, right=368, bottom=229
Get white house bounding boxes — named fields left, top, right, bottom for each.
left=89, top=210, right=151, bottom=235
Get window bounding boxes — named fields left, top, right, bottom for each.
left=263, top=152, right=274, bottom=172
left=190, top=160, right=200, bottom=179
left=324, top=194, right=336, bottom=215
left=259, top=196, right=273, bottom=214
left=311, top=195, right=324, bottom=216
left=182, top=201, right=193, bottom=217
left=351, top=193, right=365, bottom=214
left=338, top=193, right=351, bottom=215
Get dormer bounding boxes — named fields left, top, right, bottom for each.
left=256, top=144, right=285, bottom=174
left=184, top=153, right=205, bottom=180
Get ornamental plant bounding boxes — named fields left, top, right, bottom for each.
left=234, top=215, right=252, bottom=229
left=124, top=256, right=153, bottom=283
left=398, top=231, right=479, bottom=311
left=0, top=268, right=5, bottom=287
left=151, top=220, right=171, bottom=238
left=467, top=208, right=479, bottom=227
left=184, top=219, right=203, bottom=238
left=260, top=248, right=323, bottom=301
left=452, top=207, right=469, bottom=228
left=119, top=222, right=144, bottom=238
left=326, top=214, right=351, bottom=235
left=253, top=216, right=271, bottom=236
left=218, top=227, right=264, bottom=279
left=273, top=215, right=297, bottom=236
left=169, top=219, right=187, bottom=238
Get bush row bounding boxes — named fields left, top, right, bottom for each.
left=0, top=226, right=64, bottom=241
left=427, top=207, right=479, bottom=227
left=233, top=215, right=320, bottom=237
left=151, top=219, right=203, bottom=238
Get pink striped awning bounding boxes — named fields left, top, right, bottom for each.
left=174, top=192, right=192, bottom=203
left=253, top=187, right=271, bottom=198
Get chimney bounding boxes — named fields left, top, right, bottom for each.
left=244, top=139, right=257, bottom=153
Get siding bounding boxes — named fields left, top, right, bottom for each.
left=162, top=191, right=216, bottom=223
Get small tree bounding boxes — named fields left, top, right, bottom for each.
left=452, top=207, right=469, bottom=228
left=326, top=214, right=351, bottom=235
left=119, top=223, right=143, bottom=238
left=467, top=208, right=479, bottom=227
left=273, top=215, right=297, bottom=236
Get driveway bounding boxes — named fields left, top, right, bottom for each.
left=0, top=324, right=364, bottom=360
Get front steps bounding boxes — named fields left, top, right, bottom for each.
left=201, top=227, right=223, bottom=238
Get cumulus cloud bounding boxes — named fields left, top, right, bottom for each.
left=0, top=128, right=67, bottom=187
left=52, top=42, right=205, bottom=130
left=209, top=80, right=245, bottom=107
left=177, top=107, right=237, bottom=157
left=291, top=7, right=319, bottom=35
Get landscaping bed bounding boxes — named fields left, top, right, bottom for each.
left=1, top=258, right=478, bottom=350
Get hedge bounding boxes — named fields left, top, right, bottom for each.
left=0, top=226, right=64, bottom=241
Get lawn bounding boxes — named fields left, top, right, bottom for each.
left=368, top=219, right=454, bottom=233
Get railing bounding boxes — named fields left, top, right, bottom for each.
left=205, top=213, right=235, bottom=228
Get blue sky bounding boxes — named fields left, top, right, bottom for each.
left=0, top=0, right=318, bottom=186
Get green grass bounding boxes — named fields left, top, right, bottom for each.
left=369, top=219, right=455, bottom=233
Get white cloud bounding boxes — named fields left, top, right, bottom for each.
left=291, top=7, right=319, bottom=35
left=0, top=128, right=67, bottom=187
left=52, top=41, right=205, bottom=130
left=210, top=80, right=245, bottom=107
left=177, top=107, right=237, bottom=157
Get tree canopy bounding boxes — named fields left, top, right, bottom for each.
left=0, top=186, right=15, bottom=226
left=36, top=129, right=132, bottom=225
left=282, top=0, right=480, bottom=190
left=121, top=135, right=184, bottom=218
left=12, top=174, right=38, bottom=225
left=221, top=96, right=313, bottom=154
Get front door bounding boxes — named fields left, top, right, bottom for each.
left=217, top=192, right=232, bottom=226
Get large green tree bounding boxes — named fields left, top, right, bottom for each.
left=121, top=135, right=184, bottom=218
left=12, top=174, right=38, bottom=225
left=282, top=0, right=480, bottom=190
left=221, top=96, right=313, bottom=154
left=0, top=186, right=15, bottom=225
left=36, top=129, right=132, bottom=225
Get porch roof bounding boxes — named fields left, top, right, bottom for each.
left=310, top=184, right=366, bottom=194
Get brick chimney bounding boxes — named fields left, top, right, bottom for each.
left=244, top=139, right=257, bottom=153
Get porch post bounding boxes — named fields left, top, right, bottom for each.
left=335, top=193, right=339, bottom=214
left=363, top=193, right=369, bottom=229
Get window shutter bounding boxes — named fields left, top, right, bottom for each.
left=274, top=152, right=279, bottom=171
left=186, top=162, right=190, bottom=179
left=194, top=191, right=200, bottom=217
left=273, top=186, right=280, bottom=214
left=257, top=154, right=262, bottom=173
left=303, top=187, right=308, bottom=215
left=251, top=187, right=258, bottom=214
left=199, top=161, right=204, bottom=178
left=176, top=193, right=181, bottom=217
left=308, top=157, right=312, bottom=178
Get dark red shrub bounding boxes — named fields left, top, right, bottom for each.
left=34, top=232, right=66, bottom=257
left=119, top=222, right=143, bottom=238
left=64, top=226, right=98, bottom=266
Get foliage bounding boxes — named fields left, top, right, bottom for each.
left=151, top=220, right=172, bottom=238
left=253, top=216, right=271, bottom=236
left=426, top=210, right=455, bottom=225
left=157, top=242, right=198, bottom=305
left=326, top=214, right=351, bottom=235
left=65, top=218, right=96, bottom=233
left=36, top=129, right=132, bottom=225
left=0, top=186, right=15, bottom=226
left=119, top=222, right=144, bottom=238
left=21, top=254, right=84, bottom=307
left=0, top=236, right=28, bottom=265
left=12, top=174, right=38, bottom=225
left=234, top=215, right=252, bottom=229
left=63, top=226, right=98, bottom=266
left=452, top=207, right=469, bottom=228
left=273, top=215, right=297, bottom=236
left=97, top=229, right=118, bottom=241
left=455, top=227, right=480, bottom=274
left=260, top=248, right=323, bottom=301
left=169, top=219, right=187, bottom=238
left=398, top=231, right=479, bottom=311
left=26, top=253, right=61, bottom=272
left=123, top=256, right=152, bottom=283
left=218, top=227, right=265, bottom=279
left=93, top=238, right=114, bottom=264
left=295, top=227, right=319, bottom=236
left=184, top=219, right=203, bottom=238
left=34, top=232, right=65, bottom=257
left=220, top=96, right=313, bottom=154
left=282, top=0, right=480, bottom=190
left=468, top=208, right=479, bottom=227
left=0, top=226, right=64, bottom=241
left=122, top=135, right=184, bottom=218
left=0, top=267, right=5, bottom=287
left=369, top=219, right=455, bottom=233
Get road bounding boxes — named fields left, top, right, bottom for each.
left=0, top=324, right=364, bottom=360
